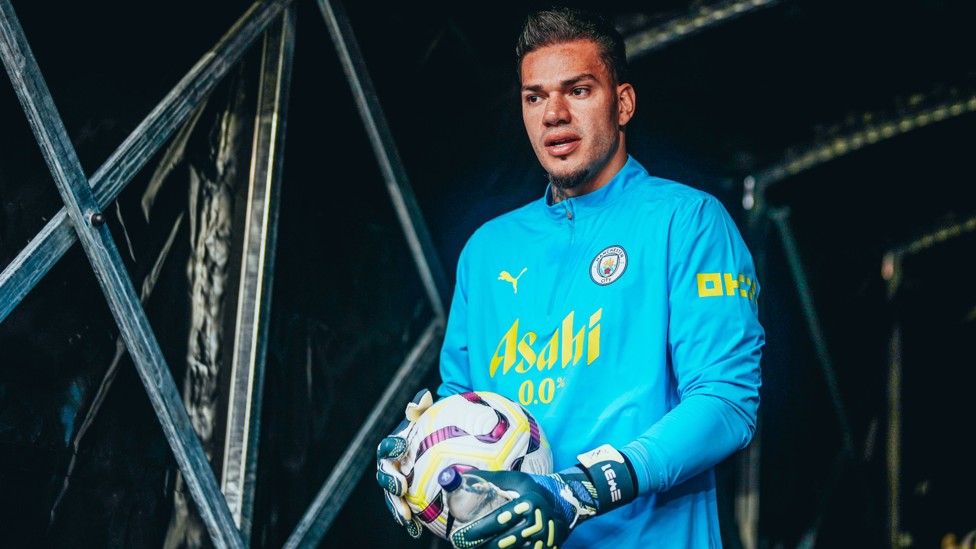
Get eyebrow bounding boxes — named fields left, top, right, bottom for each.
left=521, top=73, right=598, bottom=93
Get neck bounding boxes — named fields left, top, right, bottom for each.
left=550, top=185, right=572, bottom=204
left=550, top=137, right=628, bottom=204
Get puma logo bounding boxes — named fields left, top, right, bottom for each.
left=498, top=268, right=527, bottom=294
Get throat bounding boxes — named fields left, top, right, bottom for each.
left=550, top=185, right=571, bottom=204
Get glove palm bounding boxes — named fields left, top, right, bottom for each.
left=448, top=444, right=637, bottom=549
left=448, top=467, right=597, bottom=549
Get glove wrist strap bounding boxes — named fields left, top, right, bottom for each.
left=576, top=444, right=638, bottom=514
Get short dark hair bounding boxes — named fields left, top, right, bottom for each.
left=515, top=7, right=629, bottom=85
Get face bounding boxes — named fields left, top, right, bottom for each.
left=520, top=39, right=635, bottom=196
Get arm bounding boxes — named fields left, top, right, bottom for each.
left=624, top=194, right=763, bottom=494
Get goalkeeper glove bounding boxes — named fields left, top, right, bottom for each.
left=375, top=388, right=434, bottom=539
left=448, top=444, right=638, bottom=548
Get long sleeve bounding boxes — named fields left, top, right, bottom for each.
left=621, top=195, right=764, bottom=494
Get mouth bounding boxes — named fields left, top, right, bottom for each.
left=544, top=132, right=581, bottom=157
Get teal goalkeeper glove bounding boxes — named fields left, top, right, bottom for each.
left=448, top=444, right=638, bottom=548
left=375, top=388, right=434, bottom=539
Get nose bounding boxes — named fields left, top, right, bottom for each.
left=543, top=94, right=570, bottom=126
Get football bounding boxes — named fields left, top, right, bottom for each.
left=399, top=391, right=553, bottom=540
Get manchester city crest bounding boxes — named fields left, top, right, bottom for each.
left=590, top=245, right=628, bottom=285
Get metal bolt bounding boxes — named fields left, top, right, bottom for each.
left=89, top=212, right=106, bottom=226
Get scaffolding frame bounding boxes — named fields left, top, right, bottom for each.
left=746, top=88, right=976, bottom=546
left=0, top=0, right=449, bottom=546
left=0, top=0, right=807, bottom=546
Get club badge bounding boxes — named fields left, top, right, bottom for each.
left=590, top=245, right=628, bottom=286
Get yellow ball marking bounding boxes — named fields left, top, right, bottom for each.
left=514, top=501, right=531, bottom=514
left=535, top=542, right=544, bottom=549
left=497, top=511, right=513, bottom=525
left=498, top=534, right=518, bottom=548
left=406, top=390, right=549, bottom=532
left=408, top=393, right=530, bottom=511
left=548, top=520, right=555, bottom=546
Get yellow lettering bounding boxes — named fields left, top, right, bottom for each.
left=724, top=273, right=739, bottom=296
left=537, top=331, right=559, bottom=370
left=539, top=378, right=555, bottom=403
left=561, top=311, right=584, bottom=367
left=698, top=272, right=759, bottom=300
left=491, top=309, right=604, bottom=378
left=587, top=308, right=602, bottom=365
left=516, top=332, right=537, bottom=373
left=490, top=320, right=519, bottom=378
left=697, top=273, right=722, bottom=297
left=518, top=380, right=533, bottom=405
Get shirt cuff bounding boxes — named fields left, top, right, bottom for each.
left=620, top=442, right=666, bottom=495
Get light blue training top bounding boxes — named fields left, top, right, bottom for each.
left=438, top=155, right=764, bottom=548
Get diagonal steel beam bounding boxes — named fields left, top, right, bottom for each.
left=284, top=318, right=445, bottom=548
left=220, top=5, right=296, bottom=542
left=0, top=0, right=295, bottom=325
left=0, top=1, right=244, bottom=546
left=625, top=0, right=784, bottom=60
left=277, top=1, right=453, bottom=545
left=768, top=207, right=856, bottom=461
left=752, top=92, right=976, bottom=202
left=314, top=0, right=450, bottom=318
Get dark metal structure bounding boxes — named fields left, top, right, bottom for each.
left=0, top=0, right=449, bottom=546
left=1, top=0, right=973, bottom=547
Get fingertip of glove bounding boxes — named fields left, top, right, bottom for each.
left=383, top=492, right=411, bottom=525
left=377, top=436, right=408, bottom=460
left=406, top=519, right=424, bottom=539
left=405, top=390, right=434, bottom=422
left=375, top=469, right=400, bottom=495
left=411, top=388, right=432, bottom=404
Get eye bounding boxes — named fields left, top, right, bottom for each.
left=524, top=94, right=542, bottom=104
left=571, top=87, right=590, bottom=97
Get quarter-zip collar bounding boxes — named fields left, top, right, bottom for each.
left=541, top=155, right=647, bottom=222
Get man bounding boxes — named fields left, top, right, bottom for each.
left=378, top=6, right=764, bottom=548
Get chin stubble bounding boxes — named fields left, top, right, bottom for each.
left=548, top=167, right=590, bottom=190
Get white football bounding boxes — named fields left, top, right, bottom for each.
left=400, top=391, right=553, bottom=540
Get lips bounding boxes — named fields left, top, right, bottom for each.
left=544, top=131, right=581, bottom=157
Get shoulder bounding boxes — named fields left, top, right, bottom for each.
left=625, top=167, right=728, bottom=224
left=620, top=162, right=742, bottom=251
left=466, top=200, right=540, bottom=246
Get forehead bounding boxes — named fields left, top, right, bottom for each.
left=520, top=39, right=610, bottom=86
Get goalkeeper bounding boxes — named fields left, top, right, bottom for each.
left=378, top=5, right=764, bottom=548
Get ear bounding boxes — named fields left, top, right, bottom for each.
left=617, top=83, right=636, bottom=126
